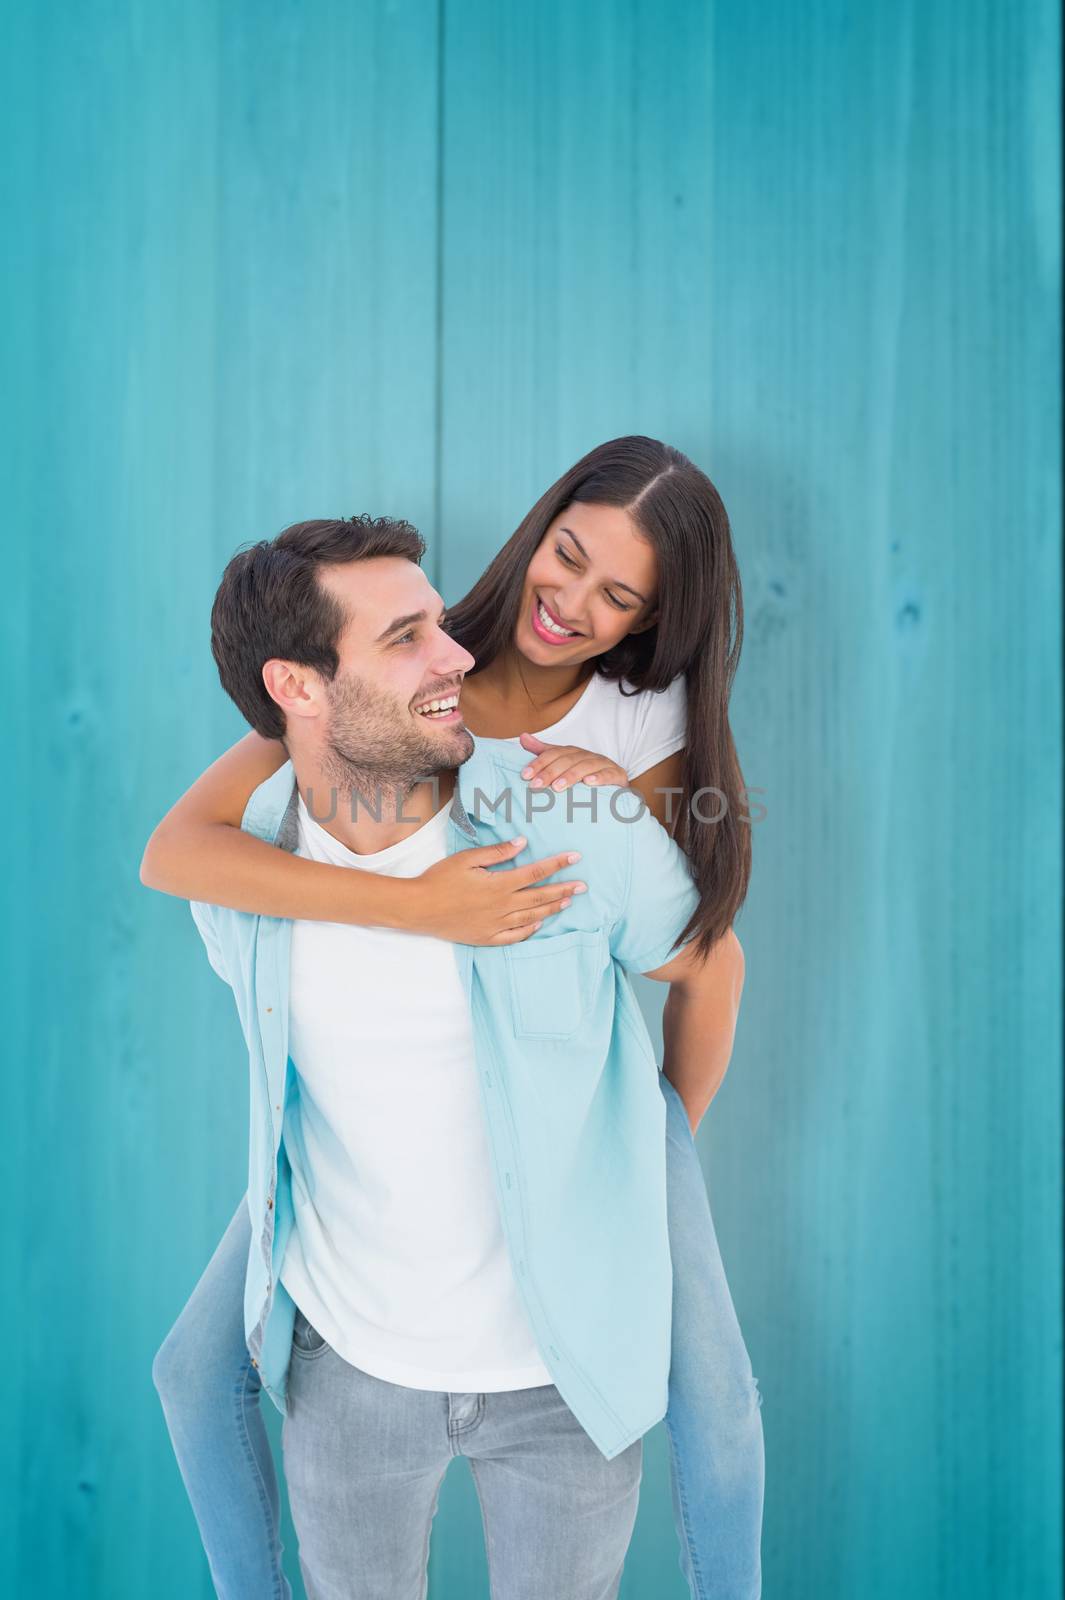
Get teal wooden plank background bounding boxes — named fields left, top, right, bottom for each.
left=2, top=1, right=1060, bottom=1596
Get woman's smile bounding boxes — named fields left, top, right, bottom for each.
left=529, top=593, right=585, bottom=645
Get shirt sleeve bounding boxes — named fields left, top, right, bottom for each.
left=190, top=900, right=231, bottom=987
left=624, top=675, right=688, bottom=780
left=607, top=792, right=701, bottom=975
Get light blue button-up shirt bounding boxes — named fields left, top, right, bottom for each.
left=190, top=735, right=699, bottom=1459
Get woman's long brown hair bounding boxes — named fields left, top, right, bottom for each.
left=444, top=435, right=751, bottom=959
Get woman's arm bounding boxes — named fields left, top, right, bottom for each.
left=139, top=732, right=583, bottom=943
left=629, top=752, right=684, bottom=833
left=642, top=929, right=745, bottom=1133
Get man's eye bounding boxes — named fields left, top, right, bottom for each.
left=393, top=631, right=416, bottom=646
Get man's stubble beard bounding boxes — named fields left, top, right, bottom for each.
left=318, top=668, right=474, bottom=818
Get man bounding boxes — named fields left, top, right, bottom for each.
left=190, top=515, right=739, bottom=1599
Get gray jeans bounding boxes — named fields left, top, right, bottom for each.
left=281, top=1309, right=643, bottom=1600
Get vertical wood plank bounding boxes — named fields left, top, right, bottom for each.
left=1, top=3, right=439, bottom=1595
left=436, top=3, right=716, bottom=1593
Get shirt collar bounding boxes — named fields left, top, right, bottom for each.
left=239, top=737, right=531, bottom=854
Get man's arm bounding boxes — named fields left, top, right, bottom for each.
left=643, top=931, right=745, bottom=1134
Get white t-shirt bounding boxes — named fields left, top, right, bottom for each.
left=279, top=793, right=553, bottom=1393
left=489, top=670, right=687, bottom=779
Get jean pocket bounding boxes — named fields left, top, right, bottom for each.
left=503, top=928, right=609, bottom=1040
left=291, top=1308, right=329, bottom=1359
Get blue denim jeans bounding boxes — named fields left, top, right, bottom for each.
left=283, top=1307, right=641, bottom=1599
left=152, top=1073, right=763, bottom=1598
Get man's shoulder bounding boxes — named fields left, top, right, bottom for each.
left=241, top=760, right=298, bottom=845
left=465, top=741, right=642, bottom=836
left=461, top=741, right=646, bottom=910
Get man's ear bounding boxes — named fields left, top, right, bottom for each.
left=262, top=658, right=323, bottom=724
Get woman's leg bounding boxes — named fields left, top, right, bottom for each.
left=152, top=1196, right=292, bottom=1600
left=659, top=1073, right=765, bottom=1600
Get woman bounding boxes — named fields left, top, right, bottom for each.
left=144, top=436, right=764, bottom=1599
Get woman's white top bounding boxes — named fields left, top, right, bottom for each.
left=491, top=670, right=687, bottom=779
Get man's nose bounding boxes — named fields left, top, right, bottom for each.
left=437, top=640, right=476, bottom=677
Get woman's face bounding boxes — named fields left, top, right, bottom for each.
left=514, top=502, right=659, bottom=668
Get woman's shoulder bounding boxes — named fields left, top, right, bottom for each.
left=611, top=671, right=688, bottom=723
left=597, top=671, right=688, bottom=778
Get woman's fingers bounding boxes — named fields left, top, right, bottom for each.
left=518, top=745, right=626, bottom=791
left=518, top=741, right=573, bottom=782
left=498, top=890, right=577, bottom=937
left=512, top=882, right=583, bottom=912
left=418, top=839, right=590, bottom=946
left=461, top=836, right=531, bottom=867
left=534, top=758, right=624, bottom=791
left=529, top=764, right=581, bottom=789
left=508, top=849, right=583, bottom=889
left=489, top=921, right=546, bottom=945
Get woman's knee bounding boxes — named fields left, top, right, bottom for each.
left=152, top=1312, right=201, bottom=1409
left=152, top=1201, right=254, bottom=1413
left=152, top=1304, right=254, bottom=1416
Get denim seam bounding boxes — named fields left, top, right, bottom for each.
left=468, top=1460, right=499, bottom=1600
left=233, top=1361, right=287, bottom=1600
left=664, top=1408, right=709, bottom=1600
left=448, top=1395, right=486, bottom=1437
left=416, top=1477, right=442, bottom=1600
left=290, top=1339, right=329, bottom=1362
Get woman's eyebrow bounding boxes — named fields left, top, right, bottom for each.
left=558, top=527, right=649, bottom=605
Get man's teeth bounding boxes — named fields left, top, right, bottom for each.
left=415, top=695, right=460, bottom=717
left=537, top=599, right=578, bottom=636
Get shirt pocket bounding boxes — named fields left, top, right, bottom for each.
left=503, top=927, right=610, bottom=1041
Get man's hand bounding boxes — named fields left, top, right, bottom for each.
left=409, top=838, right=587, bottom=945
left=517, top=732, right=628, bottom=792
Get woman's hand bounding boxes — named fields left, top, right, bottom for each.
left=517, top=732, right=628, bottom=792
left=409, top=837, right=587, bottom=945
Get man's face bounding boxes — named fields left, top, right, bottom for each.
left=312, top=558, right=476, bottom=786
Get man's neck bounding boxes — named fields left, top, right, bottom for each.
left=291, top=754, right=457, bottom=857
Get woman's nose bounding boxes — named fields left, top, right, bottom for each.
left=555, top=588, right=587, bottom=627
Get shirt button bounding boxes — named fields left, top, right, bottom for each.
left=251, top=1358, right=258, bottom=1369
left=267, top=1198, right=274, bottom=1209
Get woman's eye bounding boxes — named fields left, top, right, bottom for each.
left=556, top=545, right=632, bottom=611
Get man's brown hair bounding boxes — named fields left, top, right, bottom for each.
left=210, top=515, right=425, bottom=740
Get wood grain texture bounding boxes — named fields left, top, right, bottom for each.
left=1, top=1, right=1059, bottom=1596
